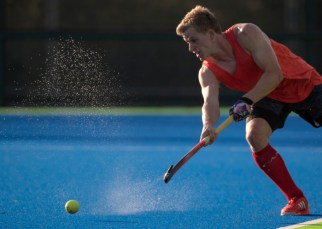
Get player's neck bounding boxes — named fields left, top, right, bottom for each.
left=210, top=34, right=234, bottom=62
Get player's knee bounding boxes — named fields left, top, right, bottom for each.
left=246, top=129, right=268, bottom=152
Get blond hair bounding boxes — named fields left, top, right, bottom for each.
left=176, top=5, right=222, bottom=35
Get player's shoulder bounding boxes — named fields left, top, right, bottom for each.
left=233, top=23, right=269, bottom=50
left=198, top=61, right=220, bottom=85
left=199, top=59, right=216, bottom=75
left=233, top=23, right=264, bottom=39
left=199, top=64, right=211, bottom=77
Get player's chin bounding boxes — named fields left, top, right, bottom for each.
left=197, top=54, right=208, bottom=61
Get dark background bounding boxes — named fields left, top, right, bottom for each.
left=1, top=0, right=321, bottom=107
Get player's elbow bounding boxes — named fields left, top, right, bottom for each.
left=275, top=71, right=284, bottom=86
left=203, top=92, right=219, bottom=106
left=270, top=69, right=283, bottom=86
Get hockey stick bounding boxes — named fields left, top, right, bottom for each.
left=163, top=115, right=233, bottom=184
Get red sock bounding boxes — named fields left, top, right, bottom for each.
left=252, top=144, right=303, bottom=201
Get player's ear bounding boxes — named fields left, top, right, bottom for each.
left=207, top=29, right=216, bottom=40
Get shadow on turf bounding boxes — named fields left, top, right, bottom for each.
left=306, top=214, right=322, bottom=217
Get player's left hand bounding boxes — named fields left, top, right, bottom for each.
left=229, top=97, right=253, bottom=122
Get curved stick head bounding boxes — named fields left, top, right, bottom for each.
left=163, top=165, right=174, bottom=184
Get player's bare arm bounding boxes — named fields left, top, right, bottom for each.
left=199, top=65, right=220, bottom=143
left=235, top=23, right=283, bottom=103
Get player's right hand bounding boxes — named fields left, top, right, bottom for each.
left=229, top=97, right=253, bottom=122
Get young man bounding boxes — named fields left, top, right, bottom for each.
left=176, top=5, right=322, bottom=216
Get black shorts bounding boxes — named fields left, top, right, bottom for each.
left=249, top=84, right=322, bottom=131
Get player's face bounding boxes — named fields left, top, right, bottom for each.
left=182, top=27, right=213, bottom=61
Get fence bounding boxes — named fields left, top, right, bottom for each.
left=1, top=0, right=321, bottom=106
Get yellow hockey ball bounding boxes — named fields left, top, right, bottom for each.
left=65, top=200, right=79, bottom=214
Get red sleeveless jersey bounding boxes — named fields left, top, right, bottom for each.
left=203, top=25, right=322, bottom=103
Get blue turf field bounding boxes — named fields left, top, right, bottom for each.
left=0, top=112, right=321, bottom=228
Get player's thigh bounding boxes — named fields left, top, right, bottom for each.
left=291, top=84, right=322, bottom=127
left=250, top=97, right=291, bottom=132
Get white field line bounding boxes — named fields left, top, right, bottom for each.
left=277, top=218, right=322, bottom=229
